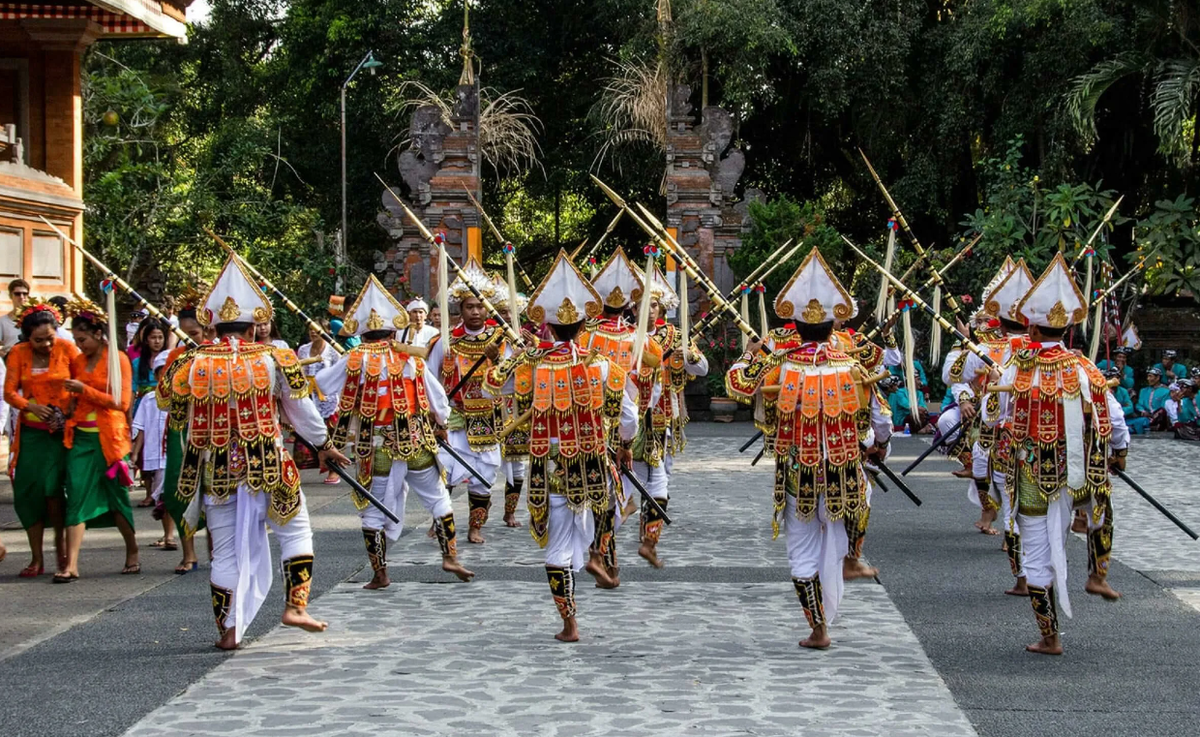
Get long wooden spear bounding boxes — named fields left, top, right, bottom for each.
left=462, top=185, right=536, bottom=291
left=39, top=216, right=196, bottom=347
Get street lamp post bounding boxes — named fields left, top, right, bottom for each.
left=340, top=50, right=383, bottom=292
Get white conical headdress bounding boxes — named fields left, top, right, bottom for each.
left=1015, top=253, right=1087, bottom=329
left=341, top=275, right=409, bottom=337
left=199, top=255, right=273, bottom=326
left=528, top=250, right=602, bottom=326
left=591, top=248, right=644, bottom=310
left=979, top=256, right=1014, bottom=305
left=489, top=273, right=528, bottom=316
left=445, top=257, right=500, bottom=304
left=984, top=258, right=1035, bottom=321
left=647, top=261, right=680, bottom=311
left=773, top=247, right=854, bottom=324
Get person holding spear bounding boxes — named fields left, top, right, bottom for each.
left=315, top=276, right=475, bottom=589
left=159, top=255, right=350, bottom=650
left=482, top=251, right=640, bottom=641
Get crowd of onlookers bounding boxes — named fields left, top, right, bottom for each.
left=874, top=340, right=1197, bottom=441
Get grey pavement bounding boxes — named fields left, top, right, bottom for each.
left=0, top=424, right=1198, bottom=736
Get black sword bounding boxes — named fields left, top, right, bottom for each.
left=611, top=456, right=672, bottom=525
left=902, top=419, right=963, bottom=476
left=437, top=437, right=493, bottom=489
left=1115, top=469, right=1199, bottom=540
left=871, top=459, right=922, bottom=506
left=293, top=436, right=400, bottom=524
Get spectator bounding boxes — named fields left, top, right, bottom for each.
left=1097, top=346, right=1135, bottom=392
left=0, top=278, right=31, bottom=442
left=1153, top=350, right=1188, bottom=383
left=882, top=375, right=932, bottom=434
left=1130, top=367, right=1171, bottom=434
left=131, top=351, right=174, bottom=549
left=123, top=309, right=145, bottom=355
left=401, top=298, right=440, bottom=347
left=295, top=320, right=340, bottom=484
left=254, top=320, right=289, bottom=349
left=1176, top=379, right=1200, bottom=441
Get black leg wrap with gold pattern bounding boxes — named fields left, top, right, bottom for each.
left=362, top=528, right=387, bottom=573
left=1005, top=531, right=1022, bottom=578
left=546, top=566, right=576, bottom=619
left=1028, top=585, right=1059, bottom=638
left=845, top=506, right=870, bottom=559
left=592, top=506, right=615, bottom=562
left=975, top=477, right=998, bottom=512
left=1088, top=497, right=1113, bottom=577
left=210, top=584, right=232, bottom=637
left=640, top=497, right=668, bottom=546
left=468, top=493, right=491, bottom=530
left=504, top=480, right=523, bottom=516
left=792, top=576, right=826, bottom=628
left=434, top=513, right=458, bottom=559
left=281, top=555, right=314, bottom=609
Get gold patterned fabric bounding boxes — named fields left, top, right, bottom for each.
left=483, top=344, right=626, bottom=547
left=165, top=341, right=304, bottom=525
left=440, top=325, right=506, bottom=450
left=631, top=322, right=698, bottom=465
left=331, top=342, right=438, bottom=504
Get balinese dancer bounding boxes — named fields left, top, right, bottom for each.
left=427, top=259, right=508, bottom=544
left=60, top=295, right=138, bottom=582
left=578, top=249, right=661, bottom=586
left=951, top=259, right=1033, bottom=551
left=162, top=256, right=349, bottom=649
left=483, top=251, right=639, bottom=641
left=490, top=275, right=531, bottom=527
left=936, top=310, right=1001, bottom=478
left=631, top=263, right=707, bottom=568
left=726, top=248, right=880, bottom=649
left=4, top=298, right=78, bottom=578
left=984, top=254, right=1129, bottom=655
left=315, top=276, right=473, bottom=589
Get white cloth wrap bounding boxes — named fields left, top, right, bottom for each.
left=783, top=493, right=849, bottom=626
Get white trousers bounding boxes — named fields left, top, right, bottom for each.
left=545, top=495, right=594, bottom=572
left=149, top=468, right=166, bottom=503
left=967, top=441, right=1003, bottom=510
left=206, top=487, right=313, bottom=644
left=1017, top=492, right=1074, bottom=618
left=360, top=460, right=453, bottom=541
left=936, top=405, right=961, bottom=444
left=783, top=494, right=849, bottom=625
left=631, top=454, right=672, bottom=502
left=503, top=458, right=526, bottom=484
left=439, top=429, right=500, bottom=496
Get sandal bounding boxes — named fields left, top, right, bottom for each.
left=121, top=563, right=141, bottom=575
left=175, top=561, right=198, bottom=575
left=52, top=572, right=78, bottom=584
left=149, top=538, right=172, bottom=549
left=138, top=498, right=155, bottom=508
left=322, top=476, right=341, bottom=485
left=160, top=541, right=178, bottom=551
left=18, top=564, right=44, bottom=578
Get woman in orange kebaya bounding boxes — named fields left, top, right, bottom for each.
left=3, top=298, right=79, bottom=578
left=58, top=294, right=138, bottom=582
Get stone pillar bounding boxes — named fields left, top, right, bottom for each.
left=378, top=84, right=482, bottom=303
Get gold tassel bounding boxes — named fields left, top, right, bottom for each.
left=875, top=223, right=897, bottom=324
left=105, top=285, right=122, bottom=406
left=929, top=284, right=942, bottom=367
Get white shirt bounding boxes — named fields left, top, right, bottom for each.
left=316, top=344, right=450, bottom=426
left=401, top=324, right=440, bottom=348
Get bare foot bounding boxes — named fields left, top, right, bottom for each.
left=586, top=554, right=617, bottom=589
left=555, top=616, right=580, bottom=642
left=843, top=558, right=878, bottom=581
left=1025, top=636, right=1063, bottom=655
left=442, top=557, right=475, bottom=582
left=1085, top=574, right=1122, bottom=600
left=1071, top=517, right=1088, bottom=534
left=952, top=468, right=974, bottom=479
left=468, top=528, right=485, bottom=544
left=800, top=626, right=831, bottom=650
left=638, top=542, right=663, bottom=569
left=363, top=571, right=391, bottom=590
left=1005, top=579, right=1030, bottom=597
left=503, top=512, right=521, bottom=528
left=281, top=606, right=328, bottom=633
left=426, top=522, right=436, bottom=539
left=214, top=629, right=239, bottom=650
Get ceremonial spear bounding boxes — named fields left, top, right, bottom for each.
left=39, top=217, right=196, bottom=347
left=203, top=227, right=346, bottom=355
left=689, top=239, right=800, bottom=337
left=462, top=185, right=536, bottom=292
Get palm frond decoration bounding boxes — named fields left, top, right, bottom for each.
left=392, top=81, right=543, bottom=176
left=590, top=56, right=669, bottom=172
left=1065, top=53, right=1146, bottom=147
left=1150, top=58, right=1200, bottom=166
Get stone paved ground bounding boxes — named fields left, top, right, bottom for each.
left=3, top=424, right=1199, bottom=737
